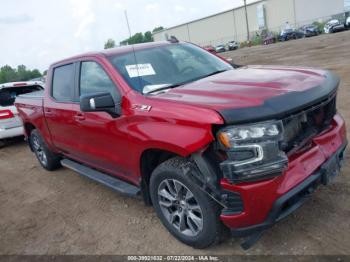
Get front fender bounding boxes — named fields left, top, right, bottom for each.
left=130, top=121, right=215, bottom=157
left=125, top=117, right=220, bottom=181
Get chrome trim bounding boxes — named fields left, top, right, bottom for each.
left=230, top=144, right=264, bottom=167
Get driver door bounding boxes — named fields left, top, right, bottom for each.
left=70, top=60, right=131, bottom=180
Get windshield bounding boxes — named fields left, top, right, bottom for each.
left=108, top=43, right=233, bottom=94
left=328, top=20, right=339, bottom=25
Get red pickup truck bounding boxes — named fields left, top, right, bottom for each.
left=15, top=41, right=347, bottom=249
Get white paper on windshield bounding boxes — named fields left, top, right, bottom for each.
left=125, top=64, right=156, bottom=78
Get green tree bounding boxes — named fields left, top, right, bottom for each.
left=152, top=26, right=164, bottom=33
left=0, top=65, right=42, bottom=84
left=120, top=31, right=154, bottom=45
left=17, top=65, right=29, bottom=81
left=144, top=31, right=153, bottom=42
left=109, top=26, right=163, bottom=47
left=0, top=65, right=17, bottom=83
left=104, top=38, right=116, bottom=49
left=30, top=69, right=42, bottom=79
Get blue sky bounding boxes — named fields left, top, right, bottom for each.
left=0, top=0, right=258, bottom=72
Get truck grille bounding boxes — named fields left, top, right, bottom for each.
left=282, top=94, right=337, bottom=154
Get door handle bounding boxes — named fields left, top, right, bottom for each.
left=74, top=113, right=85, bottom=121
left=44, top=108, right=53, bottom=116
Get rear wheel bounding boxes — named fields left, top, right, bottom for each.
left=30, top=129, right=61, bottom=171
left=150, top=157, right=227, bottom=249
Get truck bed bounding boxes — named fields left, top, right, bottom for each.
left=17, top=90, right=44, bottom=100
left=15, top=90, right=45, bottom=138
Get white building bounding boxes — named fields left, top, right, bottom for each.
left=153, top=0, right=350, bottom=46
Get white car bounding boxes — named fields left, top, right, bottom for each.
left=0, top=81, right=43, bottom=145
left=324, top=19, right=345, bottom=34
left=227, top=41, right=239, bottom=51
left=346, top=17, right=350, bottom=28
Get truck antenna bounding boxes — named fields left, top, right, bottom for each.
left=124, top=10, right=142, bottom=91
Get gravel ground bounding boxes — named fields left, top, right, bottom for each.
left=1, top=31, right=350, bottom=255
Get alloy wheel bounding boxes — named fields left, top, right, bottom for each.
left=32, top=136, right=48, bottom=166
left=157, top=179, right=203, bottom=237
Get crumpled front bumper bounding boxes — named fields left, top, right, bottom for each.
left=219, top=114, right=347, bottom=233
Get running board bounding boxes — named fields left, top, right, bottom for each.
left=61, top=159, right=140, bottom=197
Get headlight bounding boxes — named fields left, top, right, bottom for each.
left=218, top=121, right=283, bottom=147
left=217, top=120, right=288, bottom=183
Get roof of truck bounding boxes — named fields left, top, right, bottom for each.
left=102, top=41, right=173, bottom=56
left=51, top=41, right=178, bottom=66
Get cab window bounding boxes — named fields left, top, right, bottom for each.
left=52, top=63, right=75, bottom=102
left=80, top=61, right=117, bottom=97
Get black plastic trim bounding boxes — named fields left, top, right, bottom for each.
left=218, top=71, right=339, bottom=124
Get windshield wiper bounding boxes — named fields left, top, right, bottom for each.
left=143, top=84, right=175, bottom=95
left=143, top=69, right=229, bottom=95
left=201, top=69, right=229, bottom=78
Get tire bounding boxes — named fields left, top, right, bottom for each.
left=30, top=129, right=61, bottom=171
left=150, top=157, right=228, bottom=249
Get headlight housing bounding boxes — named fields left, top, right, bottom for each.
left=218, top=121, right=283, bottom=146
left=217, top=121, right=288, bottom=183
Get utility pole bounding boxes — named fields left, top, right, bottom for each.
left=243, top=0, right=250, bottom=41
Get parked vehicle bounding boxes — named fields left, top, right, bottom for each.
left=346, top=17, right=350, bottom=28
left=15, top=41, right=347, bottom=249
left=263, top=34, right=277, bottom=45
left=0, top=81, right=43, bottom=146
left=203, top=45, right=216, bottom=54
left=279, top=29, right=305, bottom=41
left=226, top=41, right=239, bottom=51
left=324, top=19, right=345, bottom=33
left=215, top=44, right=226, bottom=53
left=299, top=24, right=320, bottom=37
left=30, top=76, right=46, bottom=83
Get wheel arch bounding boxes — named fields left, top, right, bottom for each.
left=24, top=122, right=37, bottom=136
left=138, top=142, right=222, bottom=206
left=24, top=122, right=37, bottom=152
left=139, top=148, right=181, bottom=205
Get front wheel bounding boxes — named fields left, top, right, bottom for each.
left=30, top=130, right=61, bottom=171
left=150, top=157, right=227, bottom=249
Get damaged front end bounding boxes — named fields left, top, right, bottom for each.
left=216, top=92, right=337, bottom=185
left=217, top=120, right=288, bottom=184
left=187, top=85, right=341, bottom=250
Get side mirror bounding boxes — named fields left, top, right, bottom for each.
left=80, top=92, right=121, bottom=117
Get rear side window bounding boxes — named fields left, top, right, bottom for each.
left=52, top=64, right=74, bottom=102
left=80, top=61, right=117, bottom=96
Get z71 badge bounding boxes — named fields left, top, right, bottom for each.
left=131, top=104, right=152, bottom=112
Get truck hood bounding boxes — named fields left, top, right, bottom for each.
left=154, top=65, right=339, bottom=124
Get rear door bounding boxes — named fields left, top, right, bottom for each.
left=44, top=63, right=80, bottom=155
